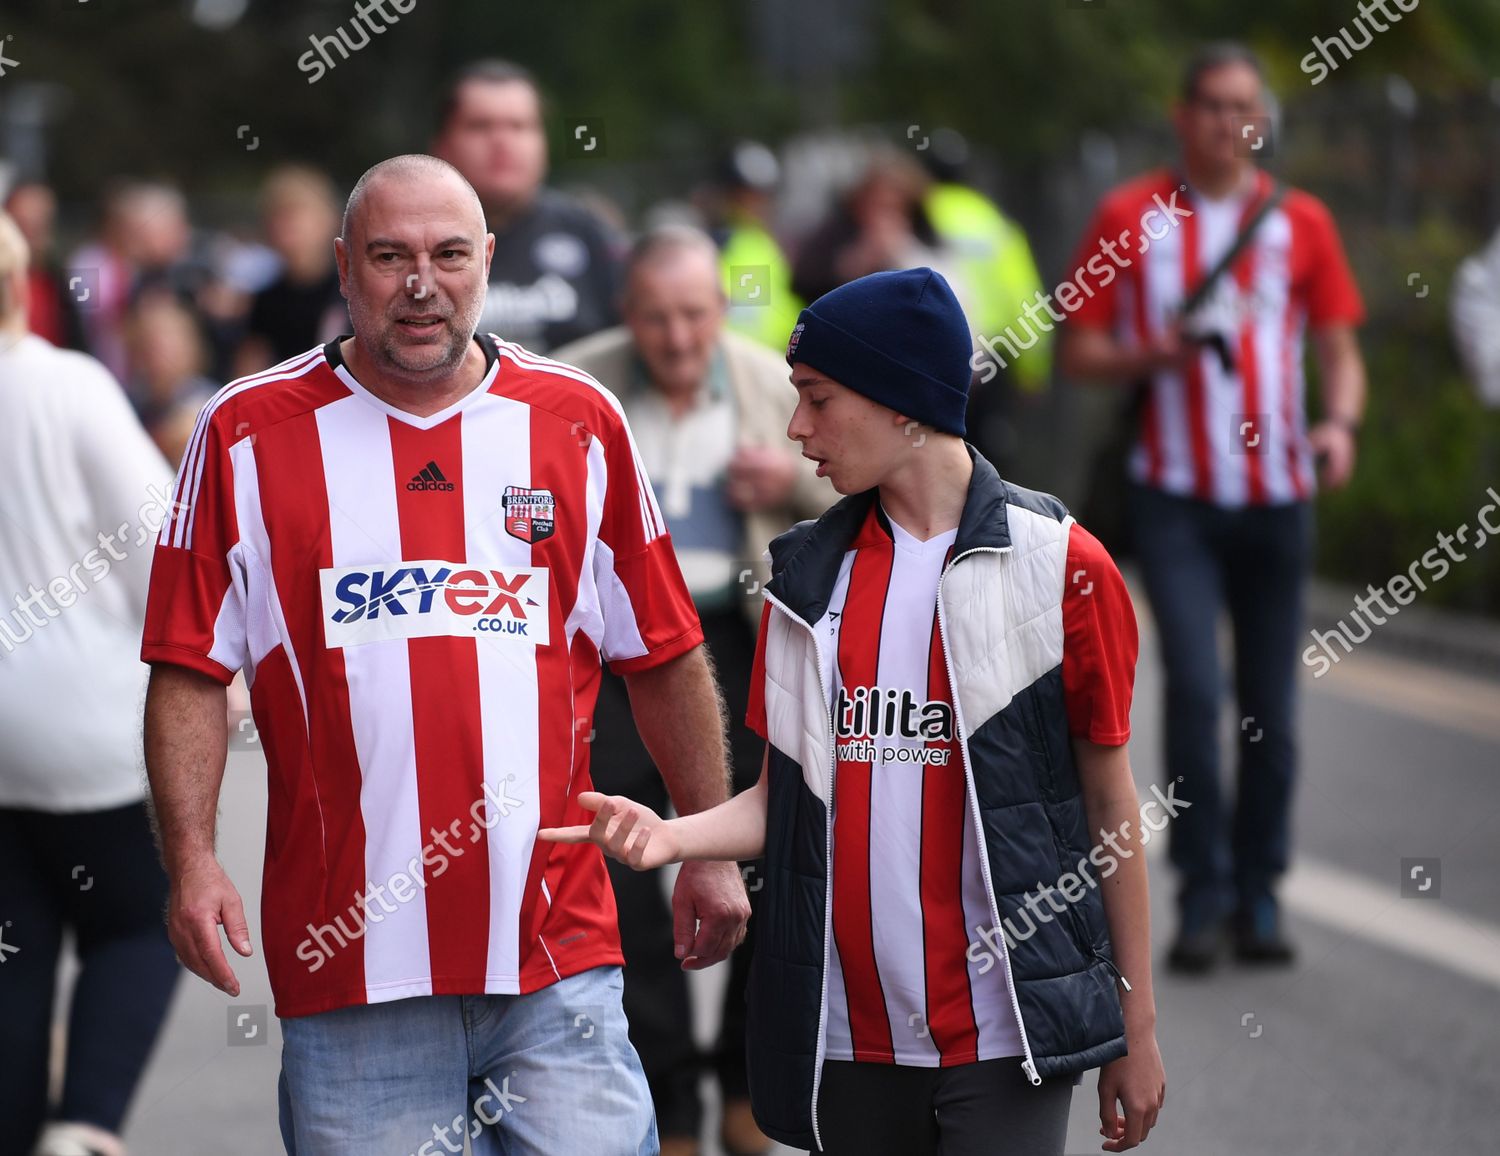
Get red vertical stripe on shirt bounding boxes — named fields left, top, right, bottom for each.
left=1180, top=203, right=1214, bottom=501
left=919, top=570, right=979, bottom=1064
left=256, top=411, right=367, bottom=1004
left=514, top=401, right=604, bottom=988
left=832, top=544, right=897, bottom=1061
left=389, top=415, right=490, bottom=989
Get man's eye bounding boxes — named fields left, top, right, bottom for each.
left=376, top=253, right=400, bottom=263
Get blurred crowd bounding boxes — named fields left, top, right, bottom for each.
left=0, top=61, right=1046, bottom=474
left=0, top=57, right=1053, bottom=1156
left=18, top=44, right=1480, bottom=1156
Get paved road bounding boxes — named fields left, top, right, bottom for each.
left=115, top=595, right=1500, bottom=1155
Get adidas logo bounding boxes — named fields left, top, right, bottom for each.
left=406, top=461, right=455, bottom=492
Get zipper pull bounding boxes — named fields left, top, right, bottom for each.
left=1021, top=1057, right=1043, bottom=1086
left=1098, top=954, right=1133, bottom=992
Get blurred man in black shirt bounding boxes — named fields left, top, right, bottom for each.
left=433, top=60, right=623, bottom=353
left=236, top=166, right=347, bottom=376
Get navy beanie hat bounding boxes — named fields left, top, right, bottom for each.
left=785, top=267, right=972, bottom=437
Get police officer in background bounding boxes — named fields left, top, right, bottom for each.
left=432, top=59, right=623, bottom=353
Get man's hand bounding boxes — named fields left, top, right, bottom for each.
left=538, top=791, right=683, bottom=870
left=1097, top=1028, right=1165, bottom=1151
left=671, top=859, right=749, bottom=971
left=727, top=444, right=800, bottom=513
left=167, top=858, right=253, bottom=997
left=1307, top=419, right=1357, bottom=490
left=1143, top=321, right=1201, bottom=375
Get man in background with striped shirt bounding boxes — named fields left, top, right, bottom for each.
left=1060, top=42, right=1367, bottom=973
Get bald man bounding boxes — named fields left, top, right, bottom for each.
left=141, top=155, right=747, bottom=1155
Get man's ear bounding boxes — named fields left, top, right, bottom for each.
left=333, top=237, right=350, bottom=299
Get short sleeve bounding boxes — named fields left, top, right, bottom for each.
left=140, top=409, right=249, bottom=684
left=745, top=602, right=772, bottom=741
left=1061, top=522, right=1138, bottom=744
left=593, top=412, right=704, bottom=674
left=1064, top=196, right=1134, bottom=331
left=1301, top=200, right=1365, bottom=328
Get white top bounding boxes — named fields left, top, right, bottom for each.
left=0, top=333, right=172, bottom=811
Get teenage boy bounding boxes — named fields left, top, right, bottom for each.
left=543, top=268, right=1165, bottom=1155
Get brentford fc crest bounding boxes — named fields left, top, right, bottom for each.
left=503, top=486, right=556, bottom=544
left=786, top=321, right=805, bottom=361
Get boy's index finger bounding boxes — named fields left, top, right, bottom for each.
left=536, top=825, right=595, bottom=844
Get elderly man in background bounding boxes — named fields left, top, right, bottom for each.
left=555, top=224, right=832, bottom=1156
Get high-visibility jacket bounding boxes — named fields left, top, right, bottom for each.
left=925, top=183, right=1050, bottom=390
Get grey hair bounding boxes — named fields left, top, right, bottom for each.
left=624, top=223, right=723, bottom=287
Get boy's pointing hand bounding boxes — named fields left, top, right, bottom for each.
left=539, top=791, right=682, bottom=871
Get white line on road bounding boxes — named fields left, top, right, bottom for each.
left=1282, top=857, right=1500, bottom=990
left=1141, top=828, right=1500, bottom=989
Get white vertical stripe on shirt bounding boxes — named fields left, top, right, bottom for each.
left=819, top=562, right=857, bottom=1062
left=1253, top=211, right=1294, bottom=502
left=868, top=535, right=945, bottom=1065
left=461, top=392, right=542, bottom=987
left=315, top=394, right=434, bottom=1000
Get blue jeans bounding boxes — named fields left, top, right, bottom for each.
left=1129, top=485, right=1312, bottom=930
left=277, top=966, right=658, bottom=1156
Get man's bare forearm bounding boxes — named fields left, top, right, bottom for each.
left=1312, top=325, right=1367, bottom=425
left=622, top=644, right=732, bottom=815
left=144, top=663, right=231, bottom=876
left=1060, top=325, right=1161, bottom=384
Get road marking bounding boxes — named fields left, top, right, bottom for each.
left=1284, top=857, right=1500, bottom=990
left=1141, top=831, right=1500, bottom=989
left=1305, top=649, right=1500, bottom=744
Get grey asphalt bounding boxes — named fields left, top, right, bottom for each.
left=111, top=592, right=1500, bottom=1155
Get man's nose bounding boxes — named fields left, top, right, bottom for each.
left=405, top=256, right=435, bottom=299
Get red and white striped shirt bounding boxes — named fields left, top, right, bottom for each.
left=143, top=335, right=702, bottom=1018
left=747, top=505, right=1136, bottom=1066
left=1069, top=168, right=1363, bottom=507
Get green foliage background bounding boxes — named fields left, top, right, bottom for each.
left=4, top=0, right=1499, bottom=611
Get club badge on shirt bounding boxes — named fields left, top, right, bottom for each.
left=504, top=486, right=557, bottom=544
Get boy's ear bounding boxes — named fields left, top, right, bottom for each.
left=892, top=411, right=915, bottom=428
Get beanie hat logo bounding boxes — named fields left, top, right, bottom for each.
left=783, top=267, right=972, bottom=437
